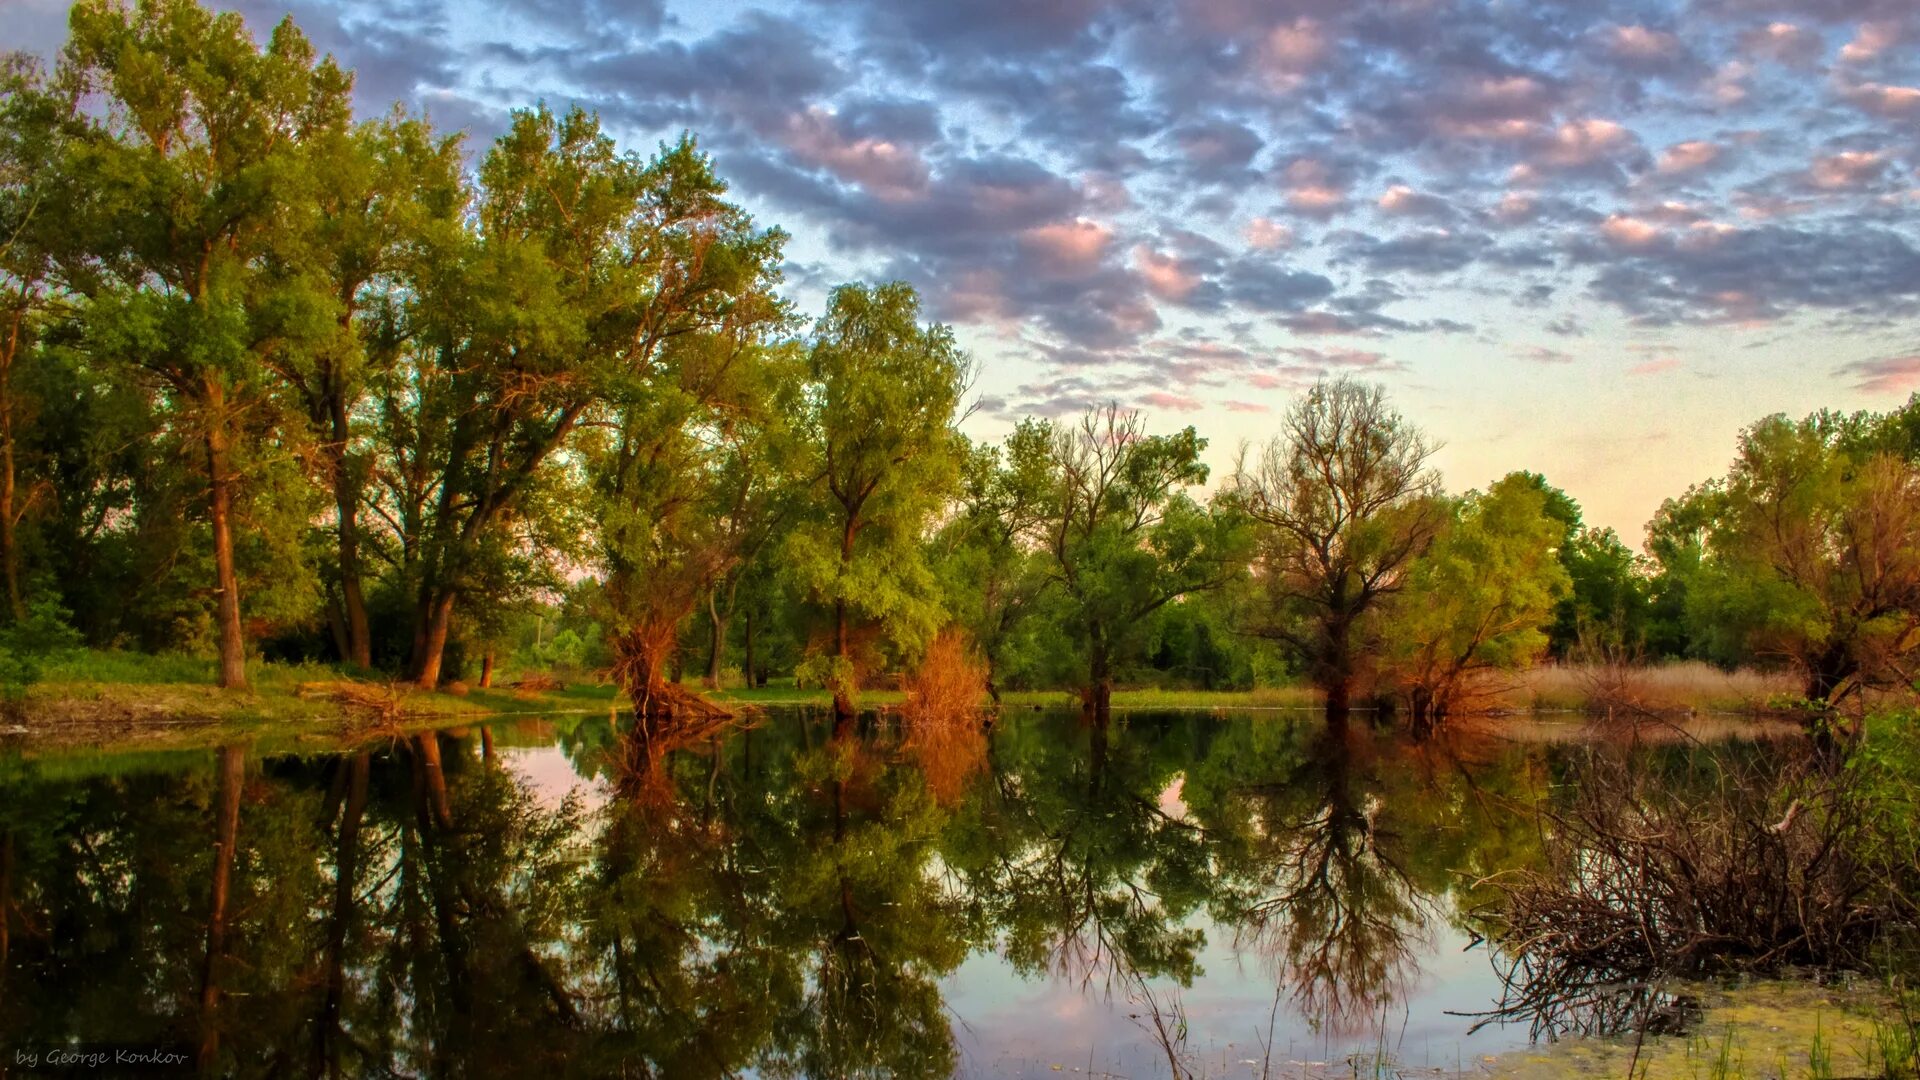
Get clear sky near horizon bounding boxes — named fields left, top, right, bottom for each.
left=6, top=0, right=1918, bottom=542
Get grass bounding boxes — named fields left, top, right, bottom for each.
left=9, top=649, right=621, bottom=750
left=1483, top=980, right=1901, bottom=1080
left=1502, top=661, right=1798, bottom=715
left=6, top=650, right=1816, bottom=755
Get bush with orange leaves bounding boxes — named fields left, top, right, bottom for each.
left=901, top=630, right=991, bottom=804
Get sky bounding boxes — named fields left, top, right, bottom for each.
left=6, top=0, right=1920, bottom=541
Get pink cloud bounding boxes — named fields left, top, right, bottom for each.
left=1657, top=140, right=1721, bottom=174
left=1606, top=25, right=1684, bottom=63
left=1244, top=216, right=1295, bottom=250
left=1261, top=17, right=1329, bottom=87
left=1742, top=21, right=1823, bottom=65
left=1282, top=158, right=1348, bottom=218
left=1840, top=21, right=1899, bottom=64
left=1600, top=213, right=1665, bottom=248
left=1020, top=219, right=1113, bottom=273
left=1842, top=82, right=1920, bottom=119
left=1839, top=354, right=1920, bottom=394
left=1807, top=150, right=1886, bottom=190
left=780, top=107, right=929, bottom=199
left=1517, top=345, right=1574, bottom=364
left=1224, top=400, right=1270, bottom=413
left=1141, top=390, right=1203, bottom=411
left=1132, top=246, right=1200, bottom=301
left=1628, top=357, right=1682, bottom=376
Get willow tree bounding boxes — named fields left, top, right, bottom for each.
left=582, top=142, right=790, bottom=716
left=1230, top=378, right=1442, bottom=719
left=1034, top=405, right=1249, bottom=722
left=60, top=0, right=353, bottom=688
left=932, top=421, right=1055, bottom=701
left=1383, top=473, right=1569, bottom=732
left=1683, top=411, right=1920, bottom=717
left=0, top=58, right=76, bottom=623
left=276, top=112, right=465, bottom=669
left=392, top=113, right=783, bottom=688
left=789, top=282, right=966, bottom=728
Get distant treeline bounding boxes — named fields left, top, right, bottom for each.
left=4, top=0, right=1919, bottom=728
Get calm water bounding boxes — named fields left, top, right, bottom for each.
left=0, top=710, right=1782, bottom=1078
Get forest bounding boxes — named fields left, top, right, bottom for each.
left=6, top=0, right=1920, bottom=740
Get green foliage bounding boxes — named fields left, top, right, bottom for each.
left=1383, top=473, right=1570, bottom=721
left=1029, top=405, right=1252, bottom=711
left=786, top=282, right=966, bottom=707
left=1662, top=411, right=1920, bottom=704
left=0, top=597, right=82, bottom=696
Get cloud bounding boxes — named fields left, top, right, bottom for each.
left=1838, top=354, right=1920, bottom=393
left=1377, top=185, right=1455, bottom=220
left=1657, top=140, right=1724, bottom=174
left=1244, top=217, right=1296, bottom=250
left=1517, top=344, right=1575, bottom=363
left=1806, top=150, right=1888, bottom=190
left=1741, top=22, right=1825, bottom=66
left=1628, top=356, right=1683, bottom=376
left=1840, top=81, right=1920, bottom=118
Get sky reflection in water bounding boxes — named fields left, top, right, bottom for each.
left=0, top=710, right=1770, bottom=1077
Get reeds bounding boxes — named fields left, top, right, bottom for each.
left=1507, top=661, right=1797, bottom=715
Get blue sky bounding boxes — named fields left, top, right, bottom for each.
left=7, top=0, right=1919, bottom=539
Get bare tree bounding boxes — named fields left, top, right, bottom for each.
left=1230, top=378, right=1442, bottom=719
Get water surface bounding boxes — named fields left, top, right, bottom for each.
left=0, top=710, right=1785, bottom=1077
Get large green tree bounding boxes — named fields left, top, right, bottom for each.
left=1382, top=472, right=1570, bottom=730
left=1034, top=405, right=1249, bottom=721
left=1673, top=410, right=1920, bottom=714
left=788, top=282, right=966, bottom=727
left=277, top=112, right=465, bottom=668
left=585, top=140, right=790, bottom=713
left=59, top=0, right=352, bottom=687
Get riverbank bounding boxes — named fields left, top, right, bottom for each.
left=3, top=650, right=1813, bottom=751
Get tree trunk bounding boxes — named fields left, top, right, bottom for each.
left=479, top=651, right=495, bottom=689
left=1803, top=645, right=1854, bottom=707
left=832, top=596, right=855, bottom=729
left=705, top=590, right=725, bottom=690
left=0, top=310, right=23, bottom=622
left=206, top=403, right=248, bottom=690
left=1407, top=685, right=1433, bottom=740
left=1085, top=637, right=1113, bottom=726
left=411, top=590, right=456, bottom=689
left=324, top=591, right=350, bottom=666
left=311, top=751, right=368, bottom=1079
left=330, top=397, right=372, bottom=669
left=199, top=745, right=244, bottom=1069
left=1321, top=617, right=1352, bottom=726
left=742, top=610, right=756, bottom=688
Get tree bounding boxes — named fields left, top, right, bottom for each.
left=1382, top=473, right=1570, bottom=731
left=59, top=0, right=353, bottom=687
left=932, top=421, right=1054, bottom=701
left=787, top=282, right=966, bottom=728
left=1229, top=378, right=1442, bottom=718
left=0, top=57, right=77, bottom=623
left=1682, top=412, right=1920, bottom=715
left=276, top=111, right=465, bottom=668
left=1034, top=405, right=1249, bottom=722
left=1510, top=473, right=1652, bottom=659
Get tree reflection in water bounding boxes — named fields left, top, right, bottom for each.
left=0, top=710, right=1773, bottom=1075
